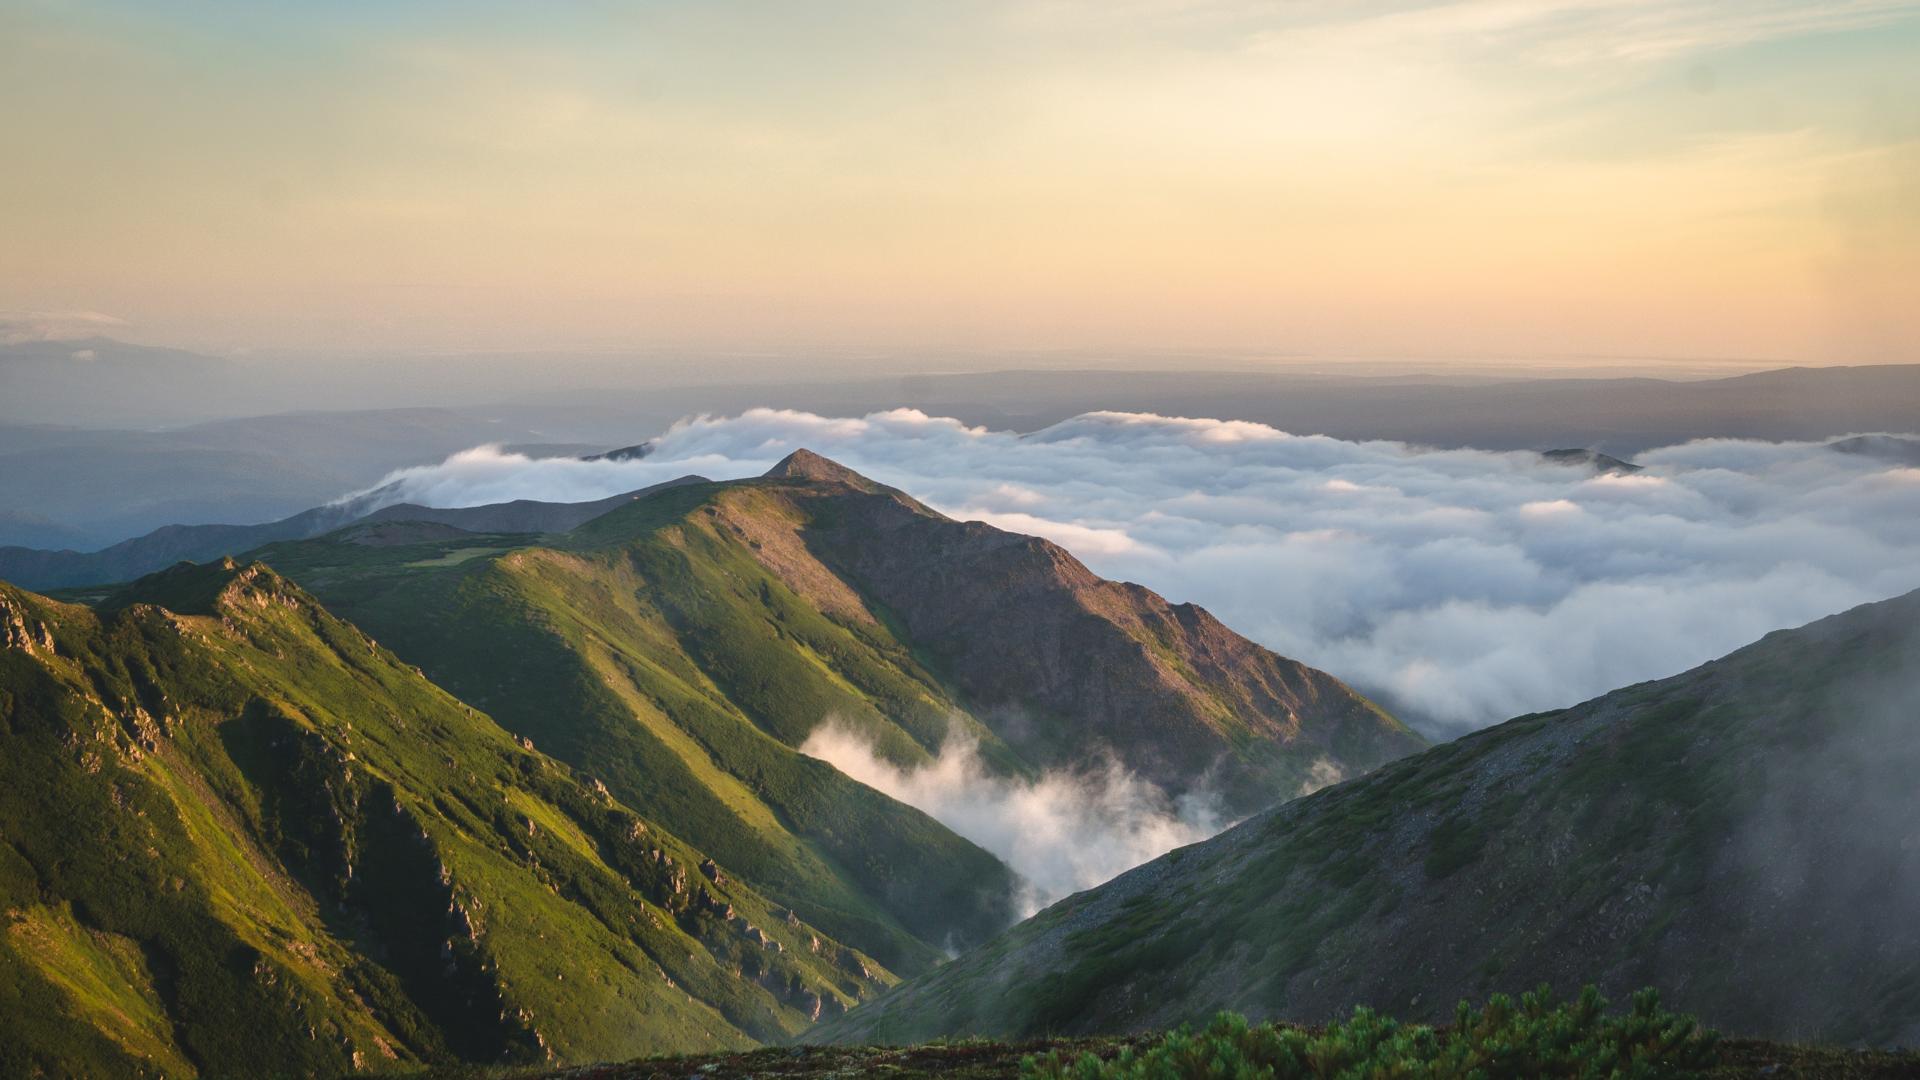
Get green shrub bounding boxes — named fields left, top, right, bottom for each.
left=1021, top=985, right=1717, bottom=1079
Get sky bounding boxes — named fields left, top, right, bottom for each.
left=3, top=1, right=1918, bottom=365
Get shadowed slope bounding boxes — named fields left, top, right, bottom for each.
left=815, top=589, right=1920, bottom=1047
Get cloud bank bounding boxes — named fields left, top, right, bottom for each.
left=349, top=408, right=1920, bottom=734
left=800, top=722, right=1220, bottom=915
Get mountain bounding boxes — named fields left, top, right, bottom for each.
left=241, top=451, right=1420, bottom=974
left=815, top=589, right=1920, bottom=1047
left=0, top=477, right=709, bottom=591
left=353, top=482, right=709, bottom=535
left=464, top=363, right=1920, bottom=457
left=0, top=408, right=561, bottom=547
left=1829, top=434, right=1920, bottom=467
left=0, top=509, right=93, bottom=550
left=0, top=338, right=238, bottom=428
left=584, top=442, right=654, bottom=462
left=1539, top=448, right=1641, bottom=473
left=0, top=559, right=907, bottom=1077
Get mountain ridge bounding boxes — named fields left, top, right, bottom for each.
left=0, top=475, right=710, bottom=591
left=226, top=453, right=1419, bottom=982
left=0, top=558, right=906, bottom=1075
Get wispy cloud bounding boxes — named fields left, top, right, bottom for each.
left=0, top=310, right=127, bottom=345
left=801, top=720, right=1222, bottom=915
left=1299, top=0, right=1920, bottom=65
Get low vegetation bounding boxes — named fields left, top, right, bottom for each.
left=381, top=1010, right=1920, bottom=1080
left=1023, top=987, right=1717, bottom=1079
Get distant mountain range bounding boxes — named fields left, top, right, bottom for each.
left=0, top=406, right=572, bottom=548
left=0, top=475, right=709, bottom=590
left=0, top=441, right=1645, bottom=594
left=6, top=336, right=1919, bottom=553
left=816, top=588, right=1920, bottom=1048
left=0, top=454, right=1420, bottom=1073
left=9, top=338, right=1920, bottom=458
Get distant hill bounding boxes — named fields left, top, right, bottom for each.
left=9, top=349, right=1918, bottom=550
left=0, top=560, right=903, bottom=1075
left=0, top=509, right=92, bottom=550
left=0, top=337, right=238, bottom=428
left=0, top=407, right=564, bottom=546
left=470, top=363, right=1920, bottom=457
left=1540, top=447, right=1641, bottom=473
left=1829, top=434, right=1920, bottom=466
left=0, top=476, right=708, bottom=590
left=817, top=589, right=1920, bottom=1047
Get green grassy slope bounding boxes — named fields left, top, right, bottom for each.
left=0, top=561, right=896, bottom=1077
left=252, top=490, right=1024, bottom=978
left=249, top=456, right=1422, bottom=975
left=813, top=589, right=1920, bottom=1047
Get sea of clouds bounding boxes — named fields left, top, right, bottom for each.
left=349, top=407, right=1920, bottom=737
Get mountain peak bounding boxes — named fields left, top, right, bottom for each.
left=762, top=448, right=873, bottom=486
left=107, top=556, right=304, bottom=617
left=1541, top=447, right=1641, bottom=474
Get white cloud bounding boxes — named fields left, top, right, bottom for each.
left=800, top=721, right=1220, bottom=915
left=346, top=408, right=1920, bottom=734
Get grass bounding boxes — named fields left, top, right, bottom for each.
left=373, top=1035, right=1920, bottom=1080
left=252, top=486, right=1030, bottom=978
left=0, top=561, right=916, bottom=1073
left=1024, top=987, right=1717, bottom=1079
left=235, top=469, right=1427, bottom=1002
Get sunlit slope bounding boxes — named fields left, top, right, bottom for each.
left=256, top=453, right=1420, bottom=975
left=258, top=499, right=1025, bottom=977
left=0, top=561, right=894, bottom=1077
left=815, top=589, right=1920, bottom=1047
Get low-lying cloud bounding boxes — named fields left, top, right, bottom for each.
left=348, top=408, right=1920, bottom=734
left=800, top=721, right=1220, bottom=915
